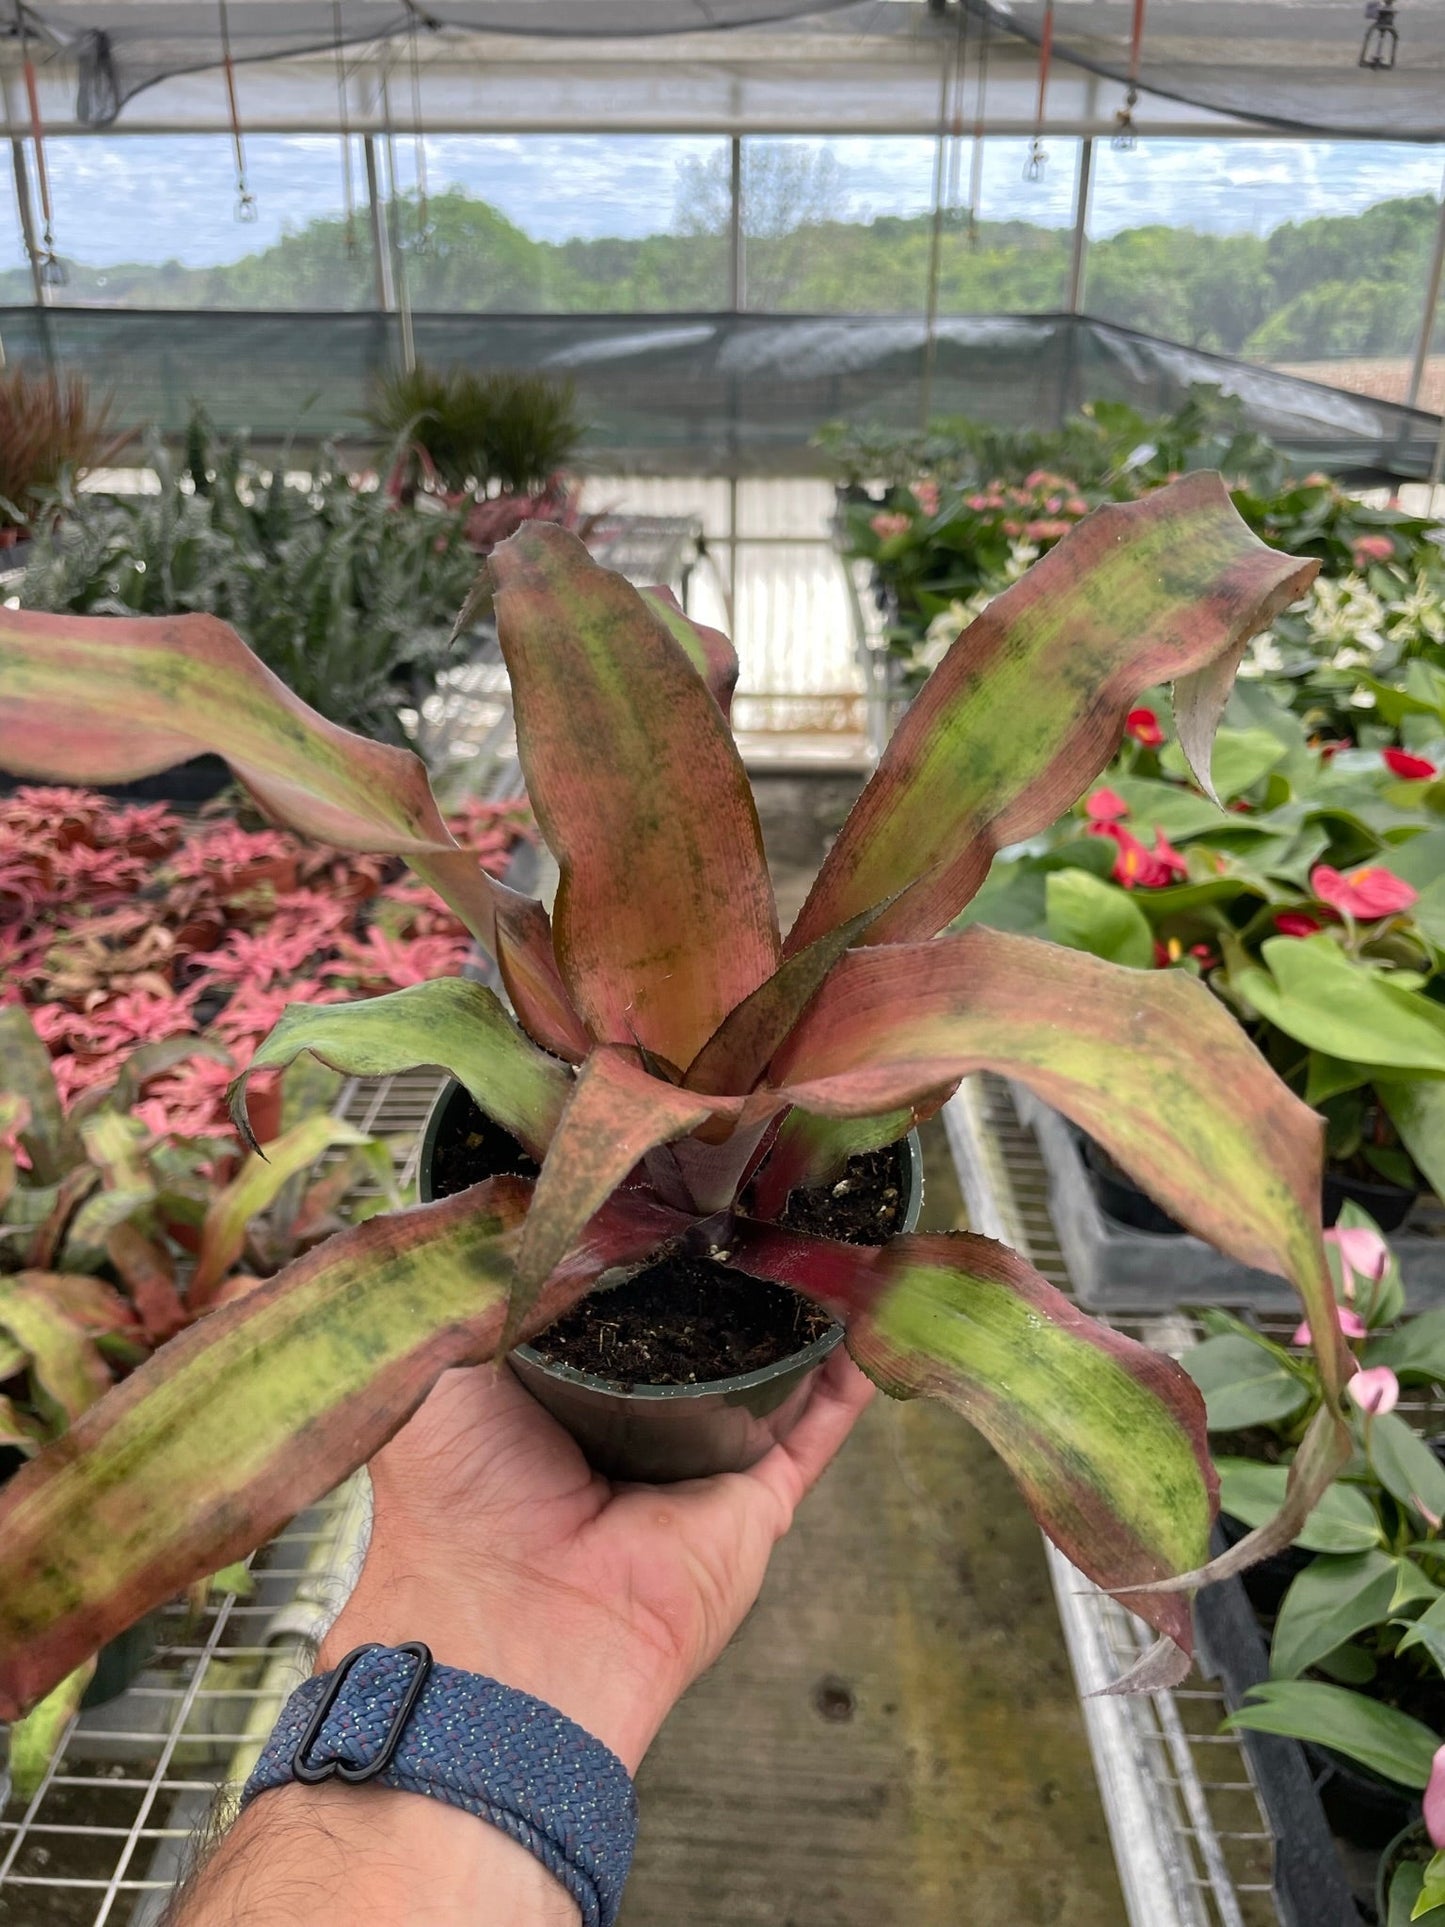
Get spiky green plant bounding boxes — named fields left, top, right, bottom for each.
left=369, top=363, right=583, bottom=495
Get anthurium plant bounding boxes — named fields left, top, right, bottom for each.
left=0, top=476, right=1358, bottom=1720
left=961, top=678, right=1445, bottom=1202
left=1186, top=1218, right=1445, bottom=1897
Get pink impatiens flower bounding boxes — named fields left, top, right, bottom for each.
left=1292, top=1304, right=1368, bottom=1346
left=1351, top=533, right=1395, bottom=567
left=1310, top=863, right=1418, bottom=920
left=868, top=511, right=911, bottom=541
left=912, top=479, right=940, bottom=516
left=1345, top=1365, right=1399, bottom=1416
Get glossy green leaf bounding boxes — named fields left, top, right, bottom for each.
left=1182, top=1335, right=1312, bottom=1432
left=1378, top=1079, right=1445, bottom=1207
left=1213, top=1458, right=1381, bottom=1553
left=770, top=927, right=1349, bottom=1402
left=1225, top=1680, right=1438, bottom=1789
left=1397, top=1595, right=1445, bottom=1673
left=727, top=1220, right=1215, bottom=1673
left=0, top=600, right=583, bottom=1061
left=1365, top=1311, right=1445, bottom=1385
left=1233, top=938, right=1445, bottom=1073
left=1159, top=726, right=1287, bottom=801
left=787, top=475, right=1315, bottom=954
left=1045, top=868, right=1155, bottom=969
left=1270, top=1549, right=1401, bottom=1679
left=0, top=1178, right=685, bottom=1718
left=490, top=523, right=779, bottom=1071
left=1369, top=1412, right=1445, bottom=1527
left=233, top=979, right=574, bottom=1159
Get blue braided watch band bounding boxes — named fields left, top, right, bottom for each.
left=240, top=1643, right=637, bottom=1927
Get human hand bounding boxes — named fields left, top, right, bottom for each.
left=320, top=1345, right=875, bottom=1773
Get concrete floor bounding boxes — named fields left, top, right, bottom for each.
left=621, top=786, right=1127, bottom=1924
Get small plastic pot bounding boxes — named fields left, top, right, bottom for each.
left=1306, top=1740, right=1418, bottom=1852
left=1217, top=1508, right=1310, bottom=1620
left=418, top=1078, right=923, bottom=1483
left=1323, top=1167, right=1419, bottom=1234
left=1078, top=1133, right=1185, bottom=1237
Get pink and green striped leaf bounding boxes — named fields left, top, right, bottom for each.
left=727, top=1221, right=1216, bottom=1673
left=232, top=978, right=574, bottom=1160
left=786, top=474, right=1317, bottom=956
left=489, top=523, right=779, bottom=1071
left=0, top=1007, right=78, bottom=1185
left=0, top=604, right=581, bottom=1059
left=638, top=586, right=740, bottom=718
left=768, top=926, right=1350, bottom=1403
left=510, top=1047, right=737, bottom=1337
left=0, top=1178, right=685, bottom=1720
left=0, top=1276, right=113, bottom=1426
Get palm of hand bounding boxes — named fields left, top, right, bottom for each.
left=362, top=1348, right=873, bottom=1721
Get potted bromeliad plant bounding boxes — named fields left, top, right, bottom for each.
left=0, top=476, right=1361, bottom=1728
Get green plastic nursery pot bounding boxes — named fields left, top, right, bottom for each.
left=418, top=1078, right=923, bottom=1484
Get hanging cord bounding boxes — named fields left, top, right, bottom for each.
left=921, top=3, right=968, bottom=430
left=404, top=0, right=431, bottom=253
left=965, top=15, right=990, bottom=247
left=1113, top=0, right=1147, bottom=148
left=13, top=2, right=64, bottom=283
left=1024, top=0, right=1054, bottom=183
left=332, top=0, right=358, bottom=255
left=217, top=0, right=256, bottom=221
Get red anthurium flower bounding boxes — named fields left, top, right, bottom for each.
left=1085, top=787, right=1129, bottom=822
left=1153, top=829, right=1187, bottom=881
left=1383, top=747, right=1438, bottom=780
left=1126, top=707, right=1165, bottom=748
left=1310, top=864, right=1418, bottom=920
left=1273, top=911, right=1324, bottom=938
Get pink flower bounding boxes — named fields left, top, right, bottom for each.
left=869, top=512, right=911, bottom=541
left=1311, top=863, right=1418, bottom=921
left=1273, top=911, right=1324, bottom=938
left=1346, top=1365, right=1400, bottom=1416
left=912, top=480, right=940, bottom=516
left=1351, top=534, right=1395, bottom=566
left=1126, top=707, right=1165, bottom=748
left=1425, top=1745, right=1445, bottom=1848
left=1292, top=1305, right=1368, bottom=1346
left=1023, top=518, right=1072, bottom=542
left=1085, top=788, right=1129, bottom=823
left=1090, top=822, right=1187, bottom=889
left=1383, top=747, right=1437, bottom=780
left=1325, top=1224, right=1390, bottom=1297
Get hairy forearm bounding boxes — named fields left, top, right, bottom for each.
left=165, top=1525, right=671, bottom=1927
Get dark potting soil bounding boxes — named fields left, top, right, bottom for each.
left=427, top=1085, right=906, bottom=1385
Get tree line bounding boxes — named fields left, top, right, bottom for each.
left=1, top=178, right=1438, bottom=364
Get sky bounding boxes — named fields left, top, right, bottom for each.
left=1, top=131, right=1443, bottom=274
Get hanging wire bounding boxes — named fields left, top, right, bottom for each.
left=13, top=1, right=64, bottom=283
left=332, top=0, right=359, bottom=256
left=1024, top=0, right=1054, bottom=183
left=965, top=14, right=990, bottom=247
left=1113, top=0, right=1147, bottom=148
left=217, top=0, right=256, bottom=221
left=404, top=0, right=432, bottom=253
left=921, top=2, right=969, bottom=428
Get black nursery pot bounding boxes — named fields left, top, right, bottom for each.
left=1323, top=1168, right=1419, bottom=1235
left=1377, top=1820, right=1435, bottom=1923
left=1217, top=1508, right=1311, bottom=1620
left=1306, top=1743, right=1419, bottom=1854
left=418, top=1079, right=923, bottom=1484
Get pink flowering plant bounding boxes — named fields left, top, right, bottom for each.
left=1178, top=1216, right=1445, bottom=1880
left=960, top=679, right=1445, bottom=1203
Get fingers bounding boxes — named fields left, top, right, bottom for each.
left=742, top=1345, right=875, bottom=1529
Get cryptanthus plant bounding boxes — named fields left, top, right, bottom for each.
left=0, top=475, right=1356, bottom=1717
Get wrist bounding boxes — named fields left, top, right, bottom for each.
left=319, top=1531, right=677, bottom=1775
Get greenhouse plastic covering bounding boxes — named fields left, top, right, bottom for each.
left=3, top=305, right=1436, bottom=477
left=0, top=1, right=1406, bottom=138
left=962, top=0, right=1445, bottom=143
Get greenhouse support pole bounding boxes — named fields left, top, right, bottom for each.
left=1066, top=137, right=1093, bottom=314
left=1405, top=168, right=1445, bottom=414
left=364, top=136, right=396, bottom=314
left=9, top=135, right=55, bottom=366
left=728, top=135, right=743, bottom=310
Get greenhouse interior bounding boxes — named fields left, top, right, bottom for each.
left=5, top=2, right=1445, bottom=1923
